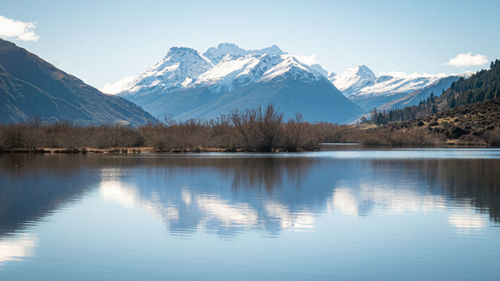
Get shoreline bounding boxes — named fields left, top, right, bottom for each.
left=0, top=147, right=315, bottom=154
left=0, top=143, right=494, bottom=154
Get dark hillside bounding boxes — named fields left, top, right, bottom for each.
left=0, top=38, right=156, bottom=125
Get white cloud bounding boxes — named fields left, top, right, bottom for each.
left=295, top=53, right=319, bottom=65
left=100, top=75, right=135, bottom=95
left=445, top=52, right=488, bottom=67
left=0, top=15, right=39, bottom=42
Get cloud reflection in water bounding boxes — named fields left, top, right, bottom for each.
left=0, top=234, right=37, bottom=266
left=96, top=156, right=497, bottom=238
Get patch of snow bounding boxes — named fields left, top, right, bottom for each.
left=355, top=72, right=452, bottom=97
left=149, top=80, right=160, bottom=87
left=196, top=56, right=259, bottom=85
left=331, top=65, right=377, bottom=96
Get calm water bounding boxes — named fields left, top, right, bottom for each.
left=0, top=149, right=499, bottom=281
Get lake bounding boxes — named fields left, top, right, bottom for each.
left=0, top=149, right=499, bottom=280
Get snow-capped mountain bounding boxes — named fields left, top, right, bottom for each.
left=332, top=65, right=460, bottom=110
left=119, top=44, right=327, bottom=96
left=191, top=53, right=330, bottom=93
left=115, top=43, right=362, bottom=123
left=376, top=75, right=461, bottom=110
left=107, top=44, right=463, bottom=122
left=330, top=65, right=377, bottom=97
left=120, top=47, right=213, bottom=97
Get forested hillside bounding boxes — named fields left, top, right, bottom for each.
left=369, top=60, right=500, bottom=124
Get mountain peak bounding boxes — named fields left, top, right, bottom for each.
left=115, top=42, right=362, bottom=123
left=203, top=43, right=285, bottom=64
left=256, top=44, right=283, bottom=56
left=215, top=43, right=245, bottom=52
left=259, top=55, right=325, bottom=83
left=352, top=65, right=376, bottom=79
left=121, top=46, right=212, bottom=95
left=165, top=47, right=203, bottom=60
left=203, top=43, right=248, bottom=64
left=331, top=65, right=377, bottom=96
left=117, top=43, right=327, bottom=97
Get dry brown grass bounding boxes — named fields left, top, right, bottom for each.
left=0, top=106, right=321, bottom=152
left=359, top=127, right=445, bottom=147
left=2, top=102, right=497, bottom=152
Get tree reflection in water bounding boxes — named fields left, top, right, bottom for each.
left=0, top=153, right=499, bottom=239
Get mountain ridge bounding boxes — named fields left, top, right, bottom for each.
left=331, top=65, right=462, bottom=110
left=0, top=38, right=156, bottom=125
left=117, top=43, right=363, bottom=123
left=106, top=43, right=466, bottom=123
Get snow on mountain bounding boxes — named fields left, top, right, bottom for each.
left=331, top=66, right=461, bottom=110
left=189, top=52, right=325, bottom=92
left=259, top=55, right=326, bottom=82
left=108, top=42, right=463, bottom=122
left=115, top=43, right=362, bottom=123
left=119, top=47, right=212, bottom=96
left=356, top=72, right=450, bottom=97
left=332, top=66, right=454, bottom=98
left=203, top=43, right=248, bottom=64
left=118, top=44, right=326, bottom=96
left=375, top=75, right=460, bottom=111
left=193, top=53, right=283, bottom=91
left=203, top=43, right=284, bottom=64
left=330, top=65, right=377, bottom=96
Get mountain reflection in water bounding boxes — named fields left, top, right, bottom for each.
left=1, top=153, right=498, bottom=240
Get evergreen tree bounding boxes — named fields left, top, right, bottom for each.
left=449, top=94, right=456, bottom=108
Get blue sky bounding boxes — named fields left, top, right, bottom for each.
left=1, top=0, right=499, bottom=89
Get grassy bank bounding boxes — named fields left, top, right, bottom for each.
left=1, top=103, right=498, bottom=154
left=367, top=99, right=500, bottom=147
left=0, top=106, right=325, bottom=153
